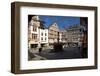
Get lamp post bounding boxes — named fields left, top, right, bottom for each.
left=53, top=31, right=63, bottom=52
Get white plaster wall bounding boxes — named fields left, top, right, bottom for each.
left=39, top=29, right=48, bottom=43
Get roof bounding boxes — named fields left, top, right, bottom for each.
left=66, top=24, right=86, bottom=31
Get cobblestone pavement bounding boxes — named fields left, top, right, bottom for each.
left=29, top=47, right=87, bottom=60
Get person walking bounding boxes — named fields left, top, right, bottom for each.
left=39, top=47, right=42, bottom=53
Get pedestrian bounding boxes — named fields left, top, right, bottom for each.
left=39, top=47, right=42, bottom=53
left=78, top=42, right=82, bottom=50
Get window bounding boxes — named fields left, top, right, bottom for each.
left=33, top=27, right=34, bottom=31
left=32, top=34, right=37, bottom=39
left=41, top=32, right=43, bottom=36
left=45, top=33, right=47, bottom=36
left=41, top=37, right=43, bottom=41
left=34, top=34, right=36, bottom=39
left=45, top=37, right=46, bottom=41
left=35, top=28, right=37, bottom=31
left=33, top=26, right=37, bottom=32
left=32, top=33, right=34, bottom=39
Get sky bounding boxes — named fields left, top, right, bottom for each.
left=39, top=15, right=80, bottom=29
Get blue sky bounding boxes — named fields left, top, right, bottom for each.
left=39, top=15, right=80, bottom=29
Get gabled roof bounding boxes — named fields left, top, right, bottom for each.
left=48, top=22, right=59, bottom=30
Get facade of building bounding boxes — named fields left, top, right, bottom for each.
left=66, top=24, right=85, bottom=47
left=28, top=16, right=40, bottom=49
left=48, top=23, right=59, bottom=44
left=28, top=16, right=48, bottom=49
left=48, top=22, right=68, bottom=45
left=59, top=30, right=68, bottom=43
left=39, top=29, right=48, bottom=47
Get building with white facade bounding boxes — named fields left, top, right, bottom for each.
left=39, top=29, right=48, bottom=47
left=28, top=16, right=40, bottom=49
left=28, top=16, right=48, bottom=49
